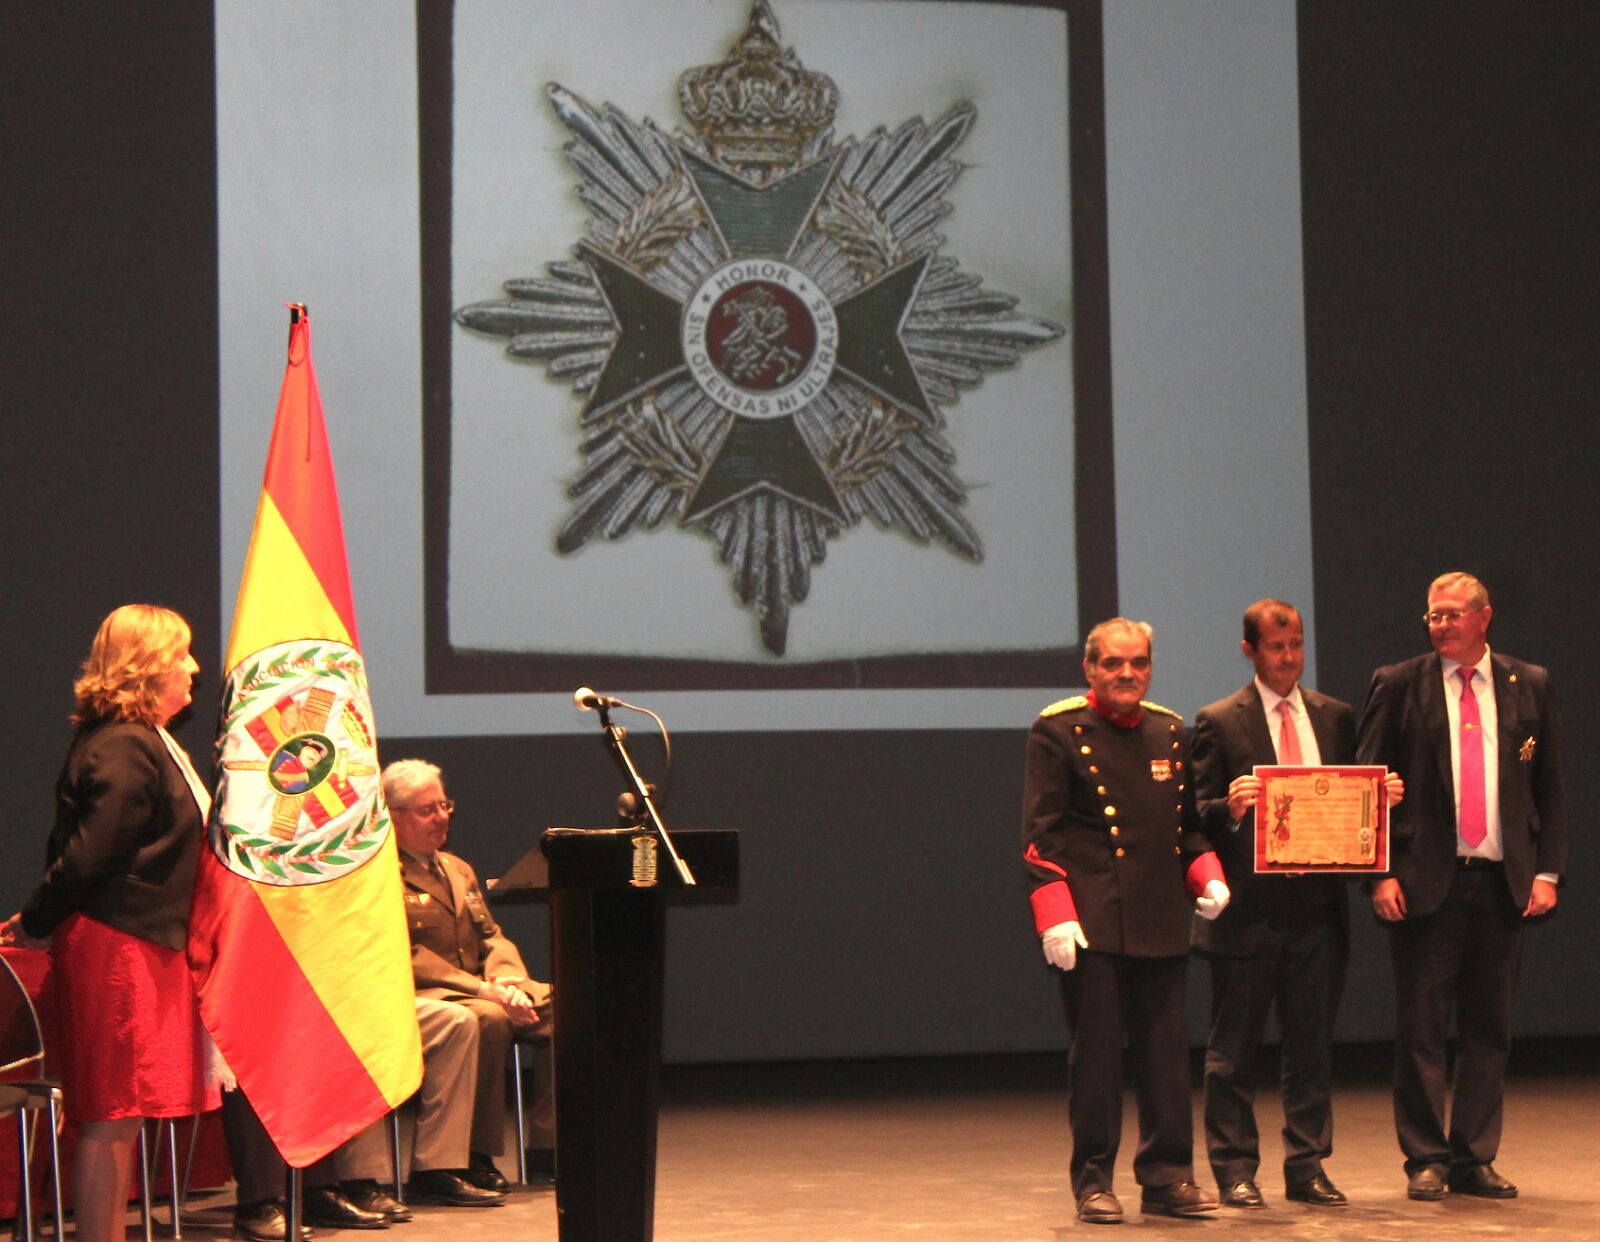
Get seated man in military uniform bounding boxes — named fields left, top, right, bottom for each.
left=383, top=759, right=557, bottom=1190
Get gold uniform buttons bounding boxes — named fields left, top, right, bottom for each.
left=1103, top=805, right=1117, bottom=817
left=1174, top=846, right=1182, bottom=855
left=1171, top=741, right=1180, bottom=750
left=1080, top=745, right=1092, bottom=755
left=1115, top=848, right=1126, bottom=858
left=1074, top=725, right=1085, bottom=734
left=1088, top=765, right=1100, bottom=775
left=1109, top=826, right=1120, bottom=837
left=1096, top=785, right=1107, bottom=795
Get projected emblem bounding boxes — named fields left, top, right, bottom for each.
left=455, top=0, right=1063, bottom=654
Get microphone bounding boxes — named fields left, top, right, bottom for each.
left=573, top=686, right=623, bottom=712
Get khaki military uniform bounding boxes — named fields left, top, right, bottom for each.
left=402, top=848, right=555, bottom=1153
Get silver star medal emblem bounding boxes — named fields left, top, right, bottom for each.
left=456, top=0, right=1063, bottom=655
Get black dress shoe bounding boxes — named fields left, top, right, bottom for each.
left=339, top=1181, right=412, bottom=1223
left=1140, top=1181, right=1218, bottom=1217
left=1220, top=1179, right=1266, bottom=1209
left=233, top=1199, right=313, bottom=1242
left=405, top=1169, right=504, bottom=1207
left=1076, top=1190, right=1123, bottom=1223
left=1449, top=1164, right=1518, bottom=1199
left=465, top=1152, right=510, bottom=1194
left=305, top=1186, right=389, bottom=1230
left=1285, top=1173, right=1347, bottom=1206
left=1406, top=1165, right=1448, bottom=1200
left=523, top=1147, right=557, bottom=1185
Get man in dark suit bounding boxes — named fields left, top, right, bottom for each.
left=1356, top=572, right=1566, bottom=1201
left=1022, top=617, right=1230, bottom=1224
left=1191, top=599, right=1404, bottom=1211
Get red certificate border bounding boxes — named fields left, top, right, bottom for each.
left=1253, top=764, right=1390, bottom=874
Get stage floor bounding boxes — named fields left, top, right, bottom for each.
left=163, top=1038, right=1595, bottom=1241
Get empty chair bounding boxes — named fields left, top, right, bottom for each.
left=0, top=954, right=64, bottom=1242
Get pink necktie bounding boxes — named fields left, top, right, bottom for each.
left=1457, top=668, right=1488, bottom=848
left=1275, top=699, right=1303, bottom=764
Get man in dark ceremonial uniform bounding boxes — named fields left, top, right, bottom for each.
left=1191, top=599, right=1405, bottom=1210
left=1022, top=617, right=1230, bottom=1224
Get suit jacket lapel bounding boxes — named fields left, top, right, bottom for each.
left=440, top=852, right=468, bottom=915
left=1237, top=684, right=1276, bottom=765
left=1491, top=653, right=1520, bottom=818
left=1417, top=653, right=1454, bottom=793
left=1304, top=690, right=1339, bottom=765
left=1490, top=653, right=1518, bottom=758
left=405, top=850, right=455, bottom=911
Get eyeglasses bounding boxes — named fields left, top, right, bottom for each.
left=1423, top=608, right=1481, bottom=626
left=393, top=799, right=456, bottom=818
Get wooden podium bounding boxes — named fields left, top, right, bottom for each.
left=498, top=827, right=737, bottom=1242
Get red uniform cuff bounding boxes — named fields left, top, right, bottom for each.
left=1186, top=852, right=1224, bottom=896
left=1030, top=880, right=1078, bottom=935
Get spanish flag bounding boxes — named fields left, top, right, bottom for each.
left=187, top=305, right=422, bottom=1166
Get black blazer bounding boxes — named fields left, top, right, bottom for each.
left=1355, top=651, right=1566, bottom=918
left=21, top=719, right=205, bottom=951
left=1190, top=683, right=1355, bottom=955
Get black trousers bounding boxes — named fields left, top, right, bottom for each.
left=1388, top=861, right=1524, bottom=1173
left=1057, top=951, right=1193, bottom=1197
left=1200, top=891, right=1345, bottom=1186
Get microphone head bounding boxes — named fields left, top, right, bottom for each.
left=573, top=686, right=597, bottom=712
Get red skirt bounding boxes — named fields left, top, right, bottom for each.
left=51, top=913, right=220, bottom=1122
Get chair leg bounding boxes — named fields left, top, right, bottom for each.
left=137, top=1123, right=154, bottom=1242
left=512, top=1043, right=527, bottom=1184
left=164, top=1118, right=182, bottom=1237
left=14, top=1111, right=34, bottom=1242
left=44, top=1098, right=62, bottom=1240
left=181, top=1114, right=200, bottom=1208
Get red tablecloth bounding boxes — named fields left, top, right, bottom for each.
left=0, top=947, right=232, bottom=1219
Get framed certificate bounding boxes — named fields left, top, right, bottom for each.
left=1253, top=765, right=1390, bottom=874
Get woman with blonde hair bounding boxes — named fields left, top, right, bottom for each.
left=2, top=604, right=220, bottom=1242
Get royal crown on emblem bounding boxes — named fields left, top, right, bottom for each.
left=677, top=0, right=838, bottom=179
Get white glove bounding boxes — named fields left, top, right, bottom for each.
left=1194, top=878, right=1231, bottom=921
left=1041, top=920, right=1090, bottom=971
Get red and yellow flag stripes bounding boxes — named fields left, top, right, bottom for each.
left=223, top=309, right=357, bottom=670
left=188, top=306, right=421, bottom=1167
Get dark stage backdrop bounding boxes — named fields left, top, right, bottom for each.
left=2, top=1, right=1594, bottom=1063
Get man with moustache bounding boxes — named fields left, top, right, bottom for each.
left=1191, top=599, right=1405, bottom=1210
left=1022, top=617, right=1230, bottom=1224
left=1357, top=572, right=1566, bottom=1201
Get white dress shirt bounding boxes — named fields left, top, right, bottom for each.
left=1255, top=677, right=1323, bottom=766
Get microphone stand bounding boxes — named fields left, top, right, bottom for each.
left=595, top=702, right=696, bottom=886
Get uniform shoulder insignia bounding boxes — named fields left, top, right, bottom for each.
left=1040, top=695, right=1089, bottom=718
left=1140, top=700, right=1183, bottom=720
